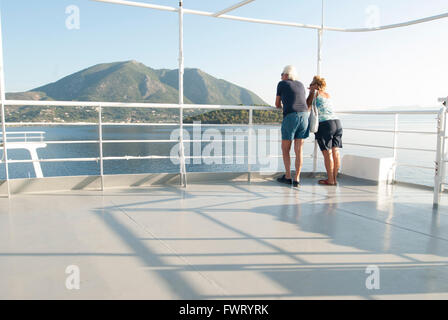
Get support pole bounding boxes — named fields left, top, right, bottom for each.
left=317, top=0, right=324, bottom=75
left=178, top=0, right=187, bottom=187
left=248, top=108, right=253, bottom=182
left=0, top=14, right=10, bottom=198
left=434, top=105, right=447, bottom=208
left=317, top=31, right=323, bottom=76
left=29, top=147, right=43, bottom=179
left=313, top=0, right=324, bottom=175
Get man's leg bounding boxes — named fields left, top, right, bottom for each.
left=293, top=139, right=305, bottom=182
left=281, top=140, right=292, bottom=179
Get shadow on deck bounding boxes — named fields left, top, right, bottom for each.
left=1, top=175, right=448, bottom=299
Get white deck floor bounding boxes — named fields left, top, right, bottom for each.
left=1, top=176, right=448, bottom=300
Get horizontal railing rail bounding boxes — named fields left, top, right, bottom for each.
left=4, top=99, right=275, bottom=111
left=0, top=131, right=45, bottom=143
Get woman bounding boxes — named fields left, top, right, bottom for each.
left=275, top=65, right=310, bottom=187
left=307, top=76, right=343, bottom=185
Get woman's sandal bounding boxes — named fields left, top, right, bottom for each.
left=318, top=179, right=337, bottom=186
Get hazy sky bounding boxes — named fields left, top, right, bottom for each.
left=1, top=0, right=447, bottom=109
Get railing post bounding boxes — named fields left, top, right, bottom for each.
left=312, top=139, right=318, bottom=175
left=433, top=105, right=447, bottom=208
left=248, top=108, right=253, bottom=182
left=98, top=105, right=104, bottom=191
left=178, top=0, right=187, bottom=188
left=392, top=113, right=399, bottom=183
left=0, top=14, right=10, bottom=198
left=0, top=100, right=8, bottom=197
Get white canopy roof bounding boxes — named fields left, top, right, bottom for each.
left=92, top=0, right=448, bottom=32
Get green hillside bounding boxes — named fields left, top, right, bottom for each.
left=5, top=60, right=273, bottom=123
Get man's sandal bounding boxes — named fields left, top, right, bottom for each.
left=277, top=175, right=292, bottom=184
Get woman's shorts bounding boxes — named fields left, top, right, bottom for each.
left=281, top=112, right=310, bottom=141
left=315, top=119, right=343, bottom=151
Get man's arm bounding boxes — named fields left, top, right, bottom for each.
left=275, top=82, right=283, bottom=109
left=275, top=96, right=282, bottom=109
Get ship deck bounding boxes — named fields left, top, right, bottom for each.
left=1, top=175, right=448, bottom=300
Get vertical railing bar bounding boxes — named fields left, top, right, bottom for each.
left=312, top=134, right=319, bottom=175
left=440, top=110, right=447, bottom=194
left=393, top=114, right=399, bottom=159
left=248, top=108, right=253, bottom=182
left=98, top=105, right=104, bottom=191
left=433, top=105, right=446, bottom=208
left=0, top=14, right=10, bottom=198
left=392, top=113, right=399, bottom=183
left=442, top=98, right=448, bottom=197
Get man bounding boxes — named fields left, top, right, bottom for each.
left=275, top=65, right=310, bottom=187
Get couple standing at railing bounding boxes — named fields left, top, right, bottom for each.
left=275, top=65, right=343, bottom=187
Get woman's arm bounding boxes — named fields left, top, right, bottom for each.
left=306, top=89, right=315, bottom=109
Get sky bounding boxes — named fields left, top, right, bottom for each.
left=0, top=0, right=447, bottom=109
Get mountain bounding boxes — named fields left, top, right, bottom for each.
left=155, top=68, right=266, bottom=106
left=6, top=91, right=52, bottom=101
left=6, top=60, right=267, bottom=106
left=4, top=60, right=277, bottom=123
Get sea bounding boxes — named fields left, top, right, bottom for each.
left=0, top=113, right=440, bottom=187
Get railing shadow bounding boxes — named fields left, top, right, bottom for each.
left=81, top=180, right=448, bottom=298
left=2, top=178, right=448, bottom=299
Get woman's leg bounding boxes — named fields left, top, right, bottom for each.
left=281, top=140, right=292, bottom=179
left=293, top=139, right=304, bottom=181
left=322, top=150, right=335, bottom=184
left=332, top=147, right=341, bottom=183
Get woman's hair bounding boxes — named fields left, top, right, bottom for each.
left=282, top=65, right=298, bottom=81
left=312, top=76, right=327, bottom=90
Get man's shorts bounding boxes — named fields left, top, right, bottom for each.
left=281, top=111, right=310, bottom=141
left=314, top=119, right=343, bottom=151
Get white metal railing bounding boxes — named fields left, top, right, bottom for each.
left=338, top=109, right=440, bottom=176
left=1, top=99, right=448, bottom=208
left=0, top=100, right=445, bottom=192
left=0, top=130, right=47, bottom=179
left=0, top=101, right=275, bottom=195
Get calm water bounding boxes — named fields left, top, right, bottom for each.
left=0, top=113, right=439, bottom=186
